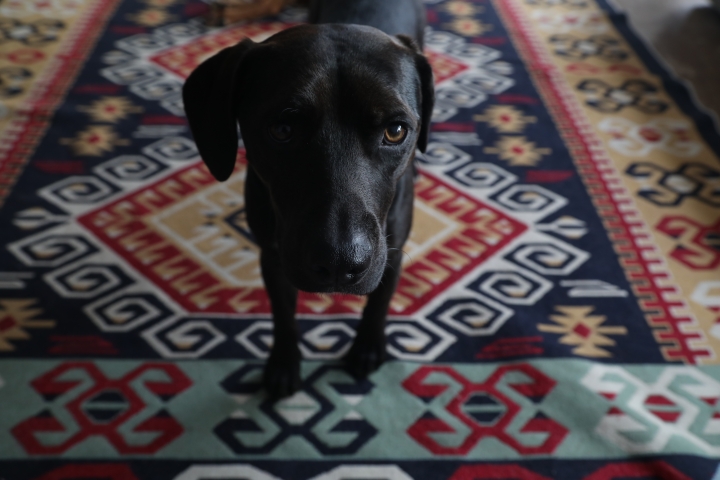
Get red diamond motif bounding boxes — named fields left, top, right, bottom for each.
left=78, top=155, right=526, bottom=316
left=0, top=316, right=16, bottom=332
left=149, top=22, right=293, bottom=79
left=572, top=323, right=592, bottom=338
left=425, top=49, right=470, bottom=84
left=149, top=22, right=469, bottom=87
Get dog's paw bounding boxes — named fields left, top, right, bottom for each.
left=263, top=351, right=301, bottom=399
left=344, top=336, right=386, bottom=379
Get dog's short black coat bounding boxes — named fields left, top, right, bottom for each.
left=183, top=0, right=434, bottom=398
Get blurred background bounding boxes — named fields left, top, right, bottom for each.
left=617, top=0, right=720, bottom=119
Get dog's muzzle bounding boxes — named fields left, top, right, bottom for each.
left=302, top=230, right=376, bottom=292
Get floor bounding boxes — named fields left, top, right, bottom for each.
left=613, top=0, right=720, bottom=121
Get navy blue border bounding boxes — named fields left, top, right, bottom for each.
left=0, top=456, right=716, bottom=480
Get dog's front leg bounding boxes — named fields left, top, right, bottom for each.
left=345, top=168, right=414, bottom=378
left=260, top=248, right=302, bottom=398
left=345, top=248, right=402, bottom=378
left=245, top=167, right=302, bottom=398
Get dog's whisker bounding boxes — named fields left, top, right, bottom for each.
left=387, top=247, right=413, bottom=264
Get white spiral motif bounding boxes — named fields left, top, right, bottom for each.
left=477, top=270, right=553, bottom=306
left=44, top=176, right=115, bottom=204
left=85, top=293, right=166, bottom=332
left=421, top=142, right=471, bottom=167
left=451, top=162, right=516, bottom=189
left=511, top=242, right=589, bottom=276
left=495, top=184, right=566, bottom=213
left=385, top=318, right=456, bottom=362
left=95, top=155, right=161, bottom=182
left=142, top=136, right=199, bottom=162
left=143, top=318, right=226, bottom=359
left=10, top=234, right=91, bottom=267
left=45, top=264, right=122, bottom=299
left=300, top=322, right=356, bottom=360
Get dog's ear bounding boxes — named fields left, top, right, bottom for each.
left=183, top=38, right=255, bottom=181
left=413, top=53, right=435, bottom=153
left=395, top=35, right=435, bottom=154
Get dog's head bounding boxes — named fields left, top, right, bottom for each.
left=183, top=24, right=434, bottom=295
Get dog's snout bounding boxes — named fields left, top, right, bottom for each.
left=306, top=233, right=374, bottom=287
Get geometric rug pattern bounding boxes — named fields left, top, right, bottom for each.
left=0, top=0, right=719, bottom=478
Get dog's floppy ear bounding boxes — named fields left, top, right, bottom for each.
left=395, top=35, right=435, bottom=154
left=413, top=53, right=435, bottom=153
left=183, top=38, right=255, bottom=181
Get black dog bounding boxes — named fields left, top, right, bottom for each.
left=183, top=0, right=434, bottom=398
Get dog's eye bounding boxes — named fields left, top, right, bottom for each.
left=269, top=123, right=293, bottom=143
left=383, top=123, right=407, bottom=145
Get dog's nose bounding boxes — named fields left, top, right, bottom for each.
left=307, top=235, right=373, bottom=287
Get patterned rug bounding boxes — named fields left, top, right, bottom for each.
left=1, top=0, right=720, bottom=478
